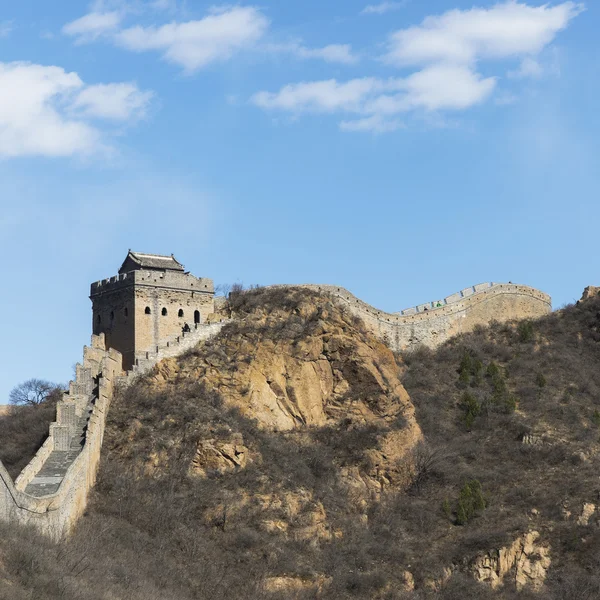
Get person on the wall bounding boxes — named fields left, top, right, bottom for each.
left=182, top=322, right=191, bottom=333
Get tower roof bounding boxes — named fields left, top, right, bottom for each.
left=118, top=251, right=185, bottom=274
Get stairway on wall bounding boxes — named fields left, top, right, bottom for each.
left=127, top=321, right=228, bottom=379
left=24, top=404, right=93, bottom=497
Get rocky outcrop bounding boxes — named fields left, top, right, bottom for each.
left=580, top=286, right=600, bottom=301
left=578, top=502, right=596, bottom=526
left=149, top=288, right=422, bottom=496
left=471, top=531, right=550, bottom=591
left=263, top=574, right=331, bottom=595
left=190, top=434, right=248, bottom=477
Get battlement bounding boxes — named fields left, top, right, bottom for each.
left=288, top=282, right=551, bottom=351
left=90, top=269, right=214, bottom=296
left=395, top=282, right=541, bottom=315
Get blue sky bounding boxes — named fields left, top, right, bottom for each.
left=0, top=0, right=598, bottom=402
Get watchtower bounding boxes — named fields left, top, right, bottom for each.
left=90, top=251, right=215, bottom=369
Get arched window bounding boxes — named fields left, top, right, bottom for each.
left=97, top=314, right=102, bottom=324
left=178, top=309, right=184, bottom=318
left=194, top=310, right=200, bottom=324
left=145, top=307, right=151, bottom=315
left=124, top=307, right=128, bottom=317
left=162, top=308, right=168, bottom=316
left=110, top=311, right=114, bottom=321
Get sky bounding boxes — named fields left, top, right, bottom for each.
left=0, top=0, right=598, bottom=402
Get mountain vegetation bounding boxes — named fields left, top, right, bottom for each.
left=2, top=287, right=600, bottom=599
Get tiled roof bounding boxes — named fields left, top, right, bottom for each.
left=119, top=251, right=185, bottom=273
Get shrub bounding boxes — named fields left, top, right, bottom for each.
left=517, top=320, right=535, bottom=343
left=459, top=391, right=480, bottom=429
left=455, top=480, right=487, bottom=526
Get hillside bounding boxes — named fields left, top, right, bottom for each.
left=1, top=287, right=600, bottom=598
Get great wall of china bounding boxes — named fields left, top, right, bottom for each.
left=0, top=278, right=552, bottom=539
left=296, top=282, right=552, bottom=351
left=0, top=335, right=121, bottom=540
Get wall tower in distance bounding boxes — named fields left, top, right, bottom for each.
left=90, top=251, right=215, bottom=369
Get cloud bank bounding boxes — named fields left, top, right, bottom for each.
left=254, top=1, right=584, bottom=132
left=63, top=5, right=357, bottom=72
left=0, top=62, right=151, bottom=158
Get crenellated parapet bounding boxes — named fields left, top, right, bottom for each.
left=287, top=282, right=551, bottom=351
left=90, top=269, right=214, bottom=296
left=0, top=334, right=123, bottom=540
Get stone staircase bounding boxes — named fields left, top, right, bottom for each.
left=125, top=321, right=228, bottom=380
left=24, top=403, right=93, bottom=497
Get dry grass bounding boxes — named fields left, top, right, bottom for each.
left=1, top=290, right=600, bottom=598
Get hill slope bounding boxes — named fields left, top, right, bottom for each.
left=1, top=288, right=600, bottom=599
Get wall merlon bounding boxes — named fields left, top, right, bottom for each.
left=445, top=292, right=462, bottom=303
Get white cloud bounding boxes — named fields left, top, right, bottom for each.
left=340, top=115, right=403, bottom=133
left=266, top=42, right=358, bottom=65
left=71, top=82, right=153, bottom=120
left=62, top=11, right=122, bottom=42
left=252, top=65, right=495, bottom=125
left=0, top=62, right=152, bottom=158
left=290, top=43, right=357, bottom=65
left=383, top=1, right=584, bottom=67
left=508, top=56, right=543, bottom=78
left=114, top=6, right=269, bottom=72
left=254, top=1, right=583, bottom=133
left=366, top=65, right=496, bottom=113
left=361, top=2, right=407, bottom=16
left=252, top=78, right=385, bottom=114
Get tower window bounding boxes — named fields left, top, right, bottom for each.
left=145, top=307, right=151, bottom=315
left=110, top=311, right=114, bottom=321
left=97, top=314, right=101, bottom=324
left=162, top=308, right=168, bottom=316
left=194, top=310, right=200, bottom=324
left=178, top=309, right=184, bottom=318
left=124, top=308, right=128, bottom=317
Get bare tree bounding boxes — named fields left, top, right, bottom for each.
left=8, top=379, right=64, bottom=406
left=215, top=283, right=232, bottom=298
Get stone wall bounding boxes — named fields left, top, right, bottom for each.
left=0, top=334, right=123, bottom=540
left=287, top=282, right=551, bottom=351
left=133, top=286, right=215, bottom=362
left=91, top=269, right=215, bottom=368
left=124, top=320, right=227, bottom=380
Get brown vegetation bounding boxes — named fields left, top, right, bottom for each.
left=0, top=396, right=58, bottom=479
left=2, top=288, right=600, bottom=598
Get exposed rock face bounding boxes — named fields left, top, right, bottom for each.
left=472, top=531, right=550, bottom=591
left=581, top=286, right=600, bottom=301
left=577, top=502, right=596, bottom=526
left=149, top=288, right=422, bottom=495
left=263, top=575, right=331, bottom=595
left=190, top=434, right=248, bottom=477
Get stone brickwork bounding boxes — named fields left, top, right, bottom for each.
left=289, top=282, right=551, bottom=351
left=123, top=320, right=228, bottom=382
left=90, top=255, right=215, bottom=369
left=0, top=334, right=123, bottom=540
